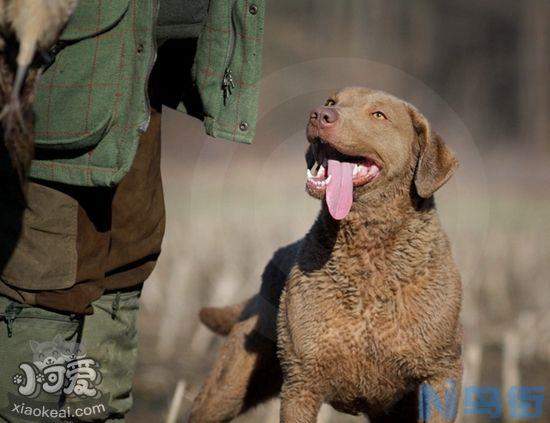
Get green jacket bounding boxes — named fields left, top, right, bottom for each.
left=29, top=0, right=265, bottom=187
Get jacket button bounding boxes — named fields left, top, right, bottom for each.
left=249, top=4, right=258, bottom=15
left=239, top=121, right=249, bottom=131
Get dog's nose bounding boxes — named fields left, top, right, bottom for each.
left=309, top=107, right=339, bottom=128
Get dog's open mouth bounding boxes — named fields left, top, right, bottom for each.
left=306, top=138, right=381, bottom=220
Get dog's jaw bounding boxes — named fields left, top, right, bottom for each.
left=305, top=141, right=381, bottom=219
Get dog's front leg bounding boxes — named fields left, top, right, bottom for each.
left=280, top=380, right=324, bottom=423
left=418, top=367, right=462, bottom=423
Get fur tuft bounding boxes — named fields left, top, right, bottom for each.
left=199, top=302, right=248, bottom=336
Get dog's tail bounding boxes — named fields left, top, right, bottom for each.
left=199, top=299, right=250, bottom=336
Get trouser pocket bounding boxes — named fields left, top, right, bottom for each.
left=0, top=291, right=141, bottom=422
left=74, top=290, right=141, bottom=420
left=0, top=296, right=82, bottom=422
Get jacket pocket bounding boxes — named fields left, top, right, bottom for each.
left=0, top=183, right=78, bottom=291
left=33, top=0, right=130, bottom=151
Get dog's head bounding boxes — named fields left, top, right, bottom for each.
left=305, top=87, right=458, bottom=220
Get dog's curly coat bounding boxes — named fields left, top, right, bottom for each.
left=190, top=87, right=462, bottom=423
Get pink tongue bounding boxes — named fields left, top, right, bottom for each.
left=326, top=159, right=354, bottom=220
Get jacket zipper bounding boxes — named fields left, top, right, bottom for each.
left=222, top=0, right=238, bottom=105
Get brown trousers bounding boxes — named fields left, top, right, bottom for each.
left=0, top=111, right=165, bottom=314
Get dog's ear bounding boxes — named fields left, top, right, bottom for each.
left=408, top=106, right=458, bottom=198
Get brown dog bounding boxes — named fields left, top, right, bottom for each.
left=189, top=87, right=462, bottom=423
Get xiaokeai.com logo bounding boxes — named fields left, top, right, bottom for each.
left=3, top=335, right=111, bottom=421
left=420, top=379, right=545, bottom=421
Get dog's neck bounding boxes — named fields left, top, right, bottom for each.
left=309, top=176, right=437, bottom=253
left=297, top=178, right=440, bottom=275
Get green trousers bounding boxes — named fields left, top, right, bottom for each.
left=0, top=290, right=140, bottom=422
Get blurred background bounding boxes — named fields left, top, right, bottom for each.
left=128, top=1, right=550, bottom=422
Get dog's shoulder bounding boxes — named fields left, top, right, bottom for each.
left=260, top=240, right=303, bottom=307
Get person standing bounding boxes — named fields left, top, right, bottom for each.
left=0, top=1, right=265, bottom=421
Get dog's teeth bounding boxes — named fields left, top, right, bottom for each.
left=353, top=164, right=359, bottom=176
left=307, top=168, right=313, bottom=179
left=357, top=164, right=368, bottom=176
left=325, top=174, right=332, bottom=185
left=318, top=165, right=325, bottom=177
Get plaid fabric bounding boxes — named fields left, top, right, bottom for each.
left=29, top=0, right=156, bottom=187
left=191, top=0, right=266, bottom=144
left=28, top=0, right=266, bottom=186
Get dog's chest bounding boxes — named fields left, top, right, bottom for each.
left=283, top=253, right=428, bottom=397
left=287, top=256, right=410, bottom=351
left=284, top=270, right=422, bottom=409
left=290, top=247, right=401, bottom=318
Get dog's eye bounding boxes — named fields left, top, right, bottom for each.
left=325, top=99, right=336, bottom=106
left=371, top=111, right=387, bottom=120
